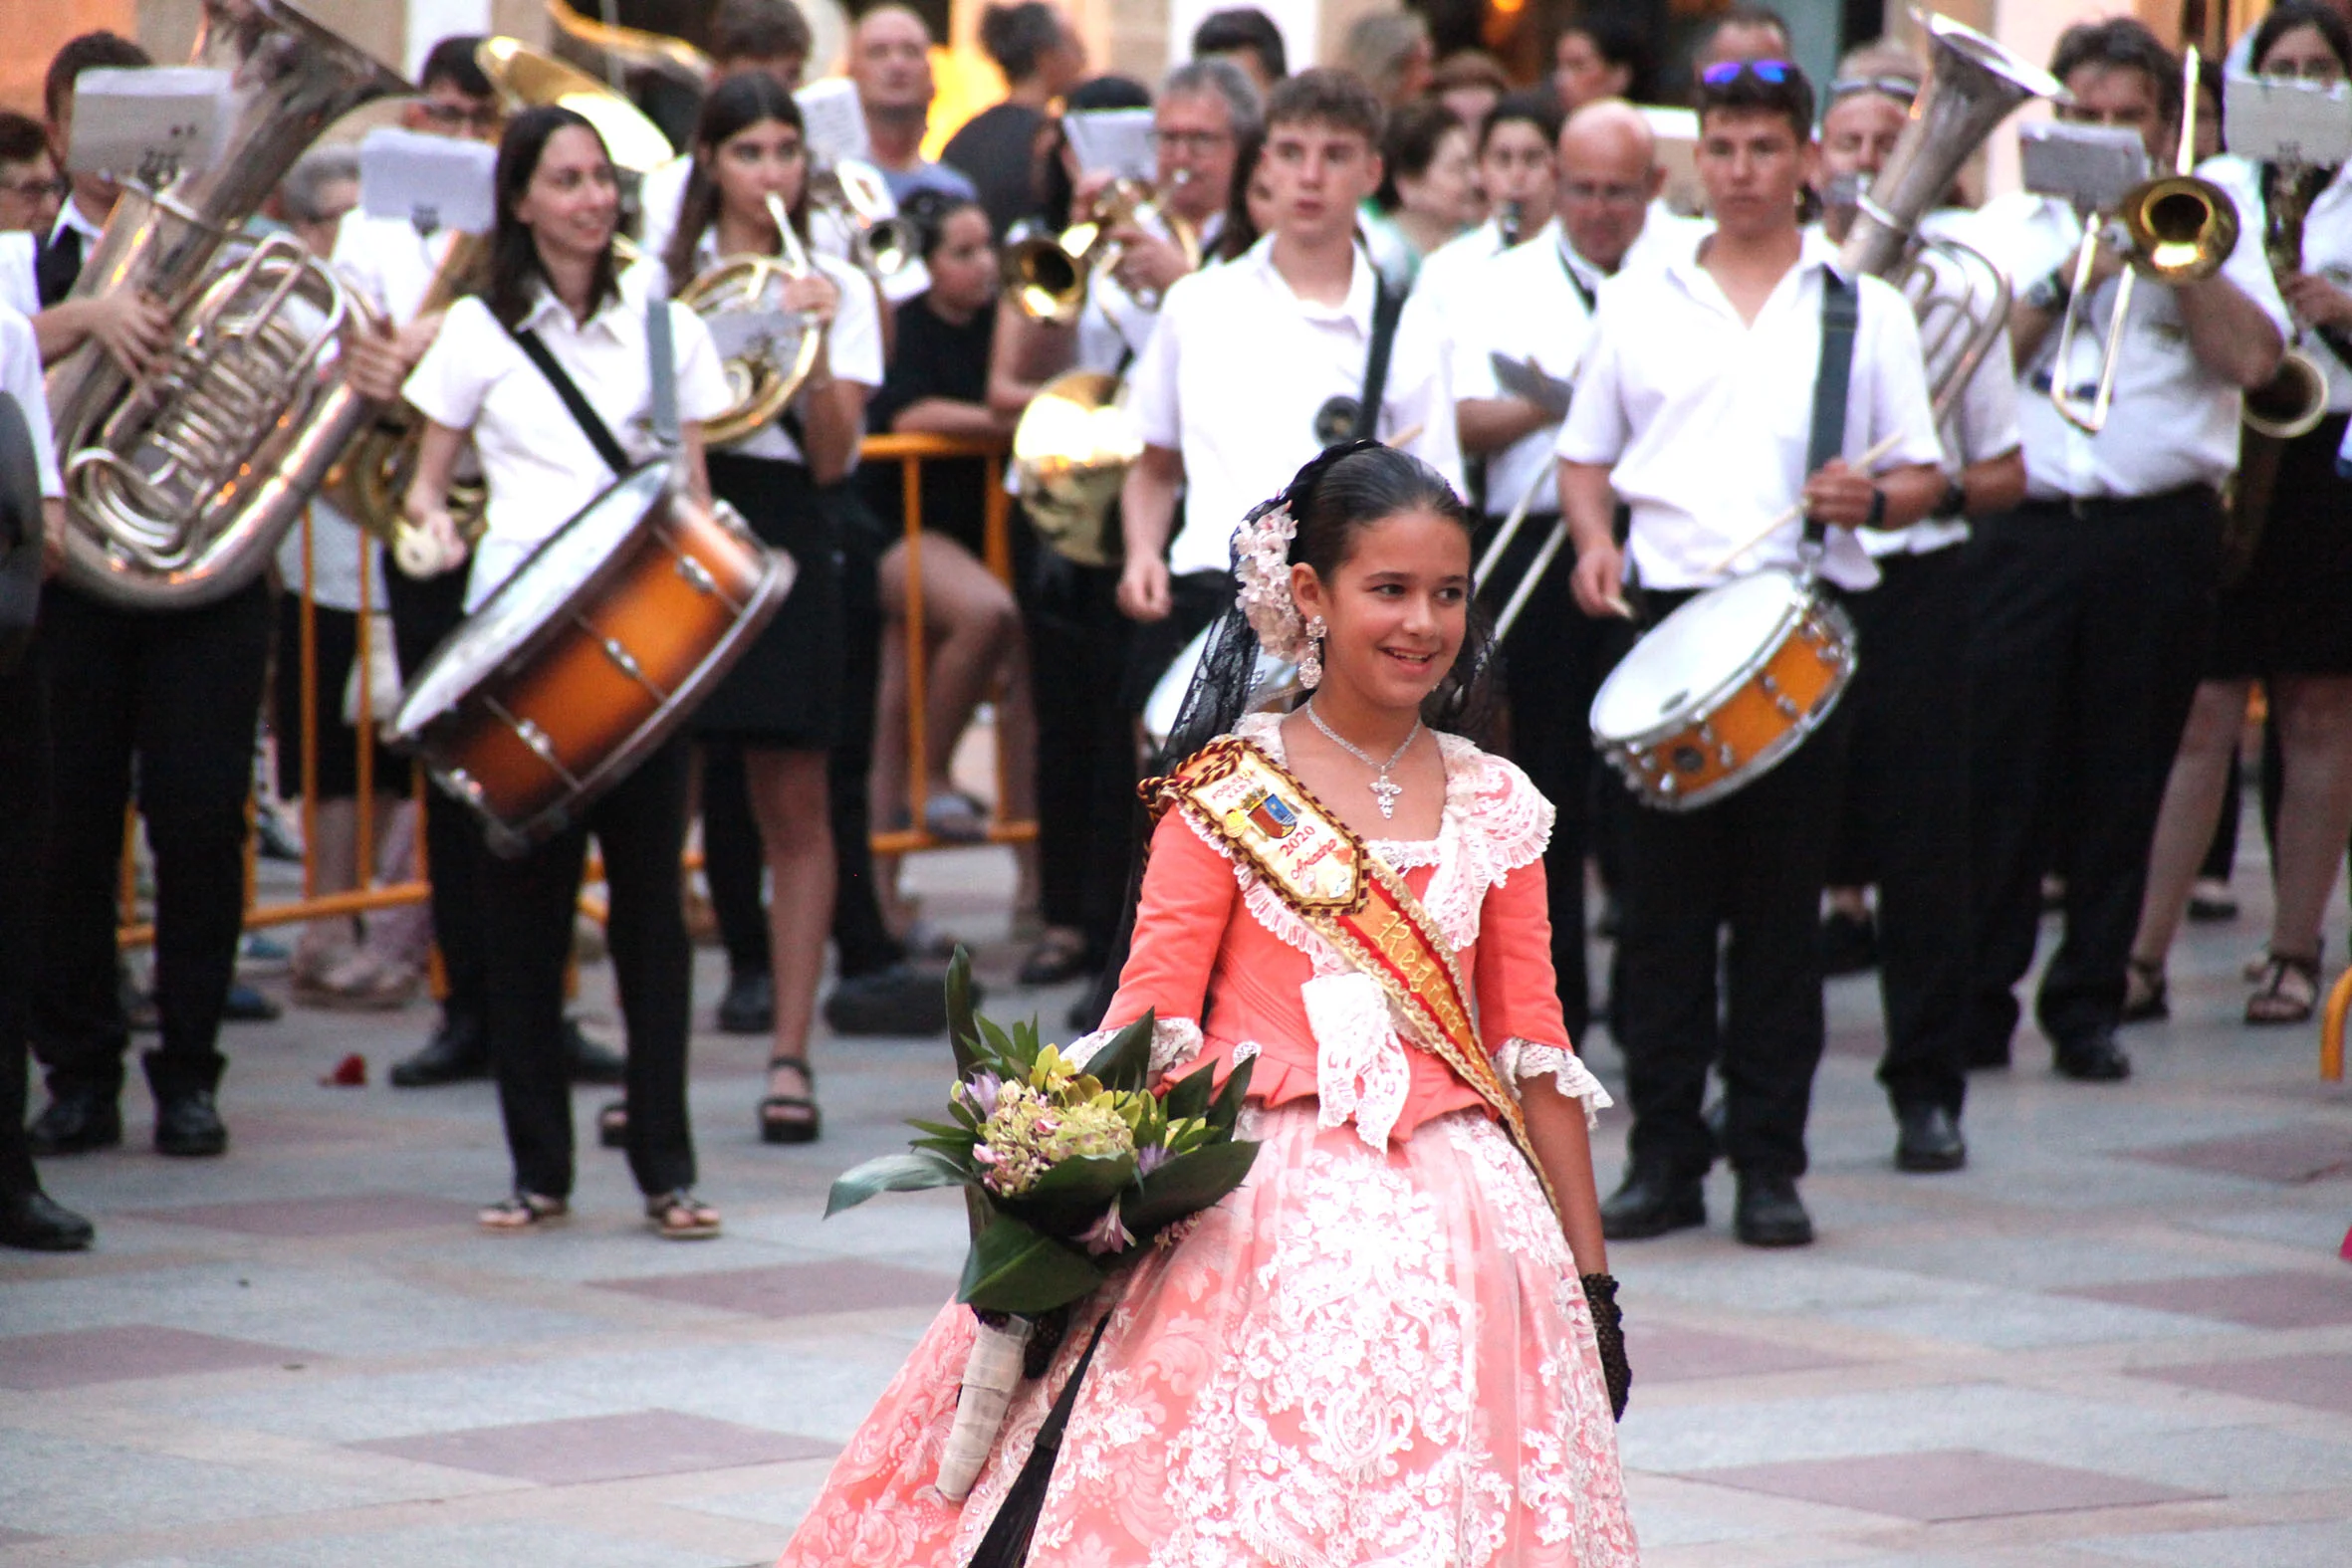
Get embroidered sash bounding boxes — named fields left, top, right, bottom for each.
left=1148, top=736, right=1564, bottom=1220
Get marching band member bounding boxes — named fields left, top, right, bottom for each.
left=21, top=33, right=274, bottom=1163
left=0, top=112, right=63, bottom=239
left=1191, top=5, right=1287, bottom=99
left=635, top=0, right=811, bottom=267
left=1411, top=90, right=1562, bottom=326
left=1559, top=59, right=1944, bottom=1247
left=636, top=72, right=884, bottom=1143
left=1361, top=100, right=1478, bottom=288
left=1451, top=97, right=1691, bottom=1043
left=1965, top=19, right=2286, bottom=1082
left=398, top=106, right=733, bottom=1236
left=2127, top=1, right=2352, bottom=1028
left=1811, top=53, right=2025, bottom=1174
left=1117, top=68, right=1461, bottom=694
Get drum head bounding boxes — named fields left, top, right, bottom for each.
left=1142, top=620, right=1300, bottom=754
left=1591, top=569, right=1805, bottom=742
left=394, top=463, right=673, bottom=739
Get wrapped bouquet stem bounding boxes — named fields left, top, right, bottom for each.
left=826, top=951, right=1258, bottom=1504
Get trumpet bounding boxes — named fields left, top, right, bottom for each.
left=812, top=157, right=920, bottom=280
left=1003, top=179, right=1201, bottom=327
left=676, top=193, right=823, bottom=448
left=2049, top=45, right=2240, bottom=434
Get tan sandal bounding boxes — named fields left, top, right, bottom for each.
left=645, top=1188, right=721, bottom=1240
left=478, top=1192, right=568, bottom=1232
left=2247, top=952, right=2320, bottom=1026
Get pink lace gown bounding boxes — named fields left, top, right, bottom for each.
left=780, top=716, right=1640, bottom=1567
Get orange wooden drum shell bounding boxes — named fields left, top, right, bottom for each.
left=436, top=505, right=768, bottom=824
left=1619, top=614, right=1848, bottom=805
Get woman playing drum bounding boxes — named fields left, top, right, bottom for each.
left=399, top=105, right=734, bottom=1237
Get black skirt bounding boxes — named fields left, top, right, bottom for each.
left=274, top=594, right=365, bottom=800
left=693, top=452, right=844, bottom=749
left=2213, top=411, right=2352, bottom=678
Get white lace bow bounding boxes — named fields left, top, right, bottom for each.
left=1299, top=971, right=1414, bottom=1151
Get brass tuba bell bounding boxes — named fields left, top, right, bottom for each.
left=1013, top=370, right=1143, bottom=565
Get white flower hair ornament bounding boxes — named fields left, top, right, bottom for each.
left=1232, top=495, right=1308, bottom=662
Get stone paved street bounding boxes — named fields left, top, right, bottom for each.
left=5, top=838, right=2352, bottom=1567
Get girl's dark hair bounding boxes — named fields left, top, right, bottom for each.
left=487, top=105, right=620, bottom=330
left=1217, top=123, right=1267, bottom=261
left=2251, top=0, right=2352, bottom=79
left=1037, top=74, right=1155, bottom=230
left=902, top=188, right=988, bottom=259
left=1557, top=14, right=1656, bottom=103
left=663, top=70, right=808, bottom=286
left=979, top=1, right=1063, bottom=82
left=1374, top=101, right=1465, bottom=213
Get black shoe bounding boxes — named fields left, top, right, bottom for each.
left=26, top=1090, right=122, bottom=1157
left=823, top=964, right=953, bottom=1037
left=717, top=971, right=776, bottom=1035
left=1962, top=1037, right=2011, bottom=1070
left=1894, top=1104, right=1967, bottom=1172
left=564, top=1019, right=626, bottom=1084
left=1819, top=908, right=1879, bottom=976
left=2054, top=1029, right=2131, bottom=1082
left=388, top=1015, right=489, bottom=1087
left=222, top=983, right=281, bottom=1023
left=1599, top=1167, right=1707, bottom=1240
left=1734, top=1174, right=1813, bottom=1247
left=0, top=1191, right=96, bottom=1250
left=154, top=1091, right=228, bottom=1158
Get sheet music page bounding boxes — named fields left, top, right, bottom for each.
left=68, top=68, right=232, bottom=184
left=358, top=127, right=497, bottom=234
left=1063, top=110, right=1156, bottom=181
left=797, top=79, right=872, bottom=168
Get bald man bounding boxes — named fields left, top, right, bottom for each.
left=1448, top=99, right=1703, bottom=1042
left=850, top=4, right=977, bottom=205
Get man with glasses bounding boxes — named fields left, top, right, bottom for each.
left=1810, top=47, right=2025, bottom=1175
left=1099, top=59, right=1259, bottom=311
left=1558, top=59, right=1944, bottom=1247
left=1962, top=19, right=2285, bottom=1084
left=1450, top=98, right=1697, bottom=1046
left=0, top=113, right=63, bottom=238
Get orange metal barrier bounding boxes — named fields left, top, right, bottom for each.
left=117, top=434, right=1038, bottom=947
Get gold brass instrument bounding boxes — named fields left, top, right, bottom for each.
left=1003, top=179, right=1202, bottom=327
left=546, top=0, right=712, bottom=85
left=676, top=193, right=823, bottom=447
left=1013, top=370, right=1144, bottom=565
left=2244, top=160, right=2334, bottom=440
left=46, top=0, right=410, bottom=610
left=2049, top=45, right=2240, bottom=433
left=478, top=36, right=676, bottom=178
left=1838, top=13, right=2062, bottom=419
left=812, top=157, right=920, bottom=280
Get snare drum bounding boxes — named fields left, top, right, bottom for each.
left=392, top=462, right=794, bottom=854
left=1589, top=568, right=1856, bottom=811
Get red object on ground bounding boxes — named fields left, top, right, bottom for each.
left=320, top=1053, right=367, bottom=1088
left=2339, top=1224, right=2352, bottom=1263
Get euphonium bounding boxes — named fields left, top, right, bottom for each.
left=1837, top=13, right=2062, bottom=418
left=1003, top=178, right=1201, bottom=327
left=676, top=193, right=823, bottom=448
left=2243, top=160, right=2336, bottom=440
left=47, top=0, right=410, bottom=610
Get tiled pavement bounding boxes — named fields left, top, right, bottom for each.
left=5, top=844, right=2352, bottom=1567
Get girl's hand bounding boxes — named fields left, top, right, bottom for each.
left=781, top=270, right=840, bottom=327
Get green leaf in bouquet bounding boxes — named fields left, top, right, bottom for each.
left=1162, top=1060, right=1215, bottom=1122
left=959, top=1212, right=1106, bottom=1315
left=1206, top=1054, right=1257, bottom=1135
left=1007, top=1151, right=1138, bottom=1235
left=910, top=1134, right=979, bottom=1160
left=979, top=1015, right=1021, bottom=1069
left=945, top=949, right=983, bottom=1076
left=907, top=1117, right=971, bottom=1142
left=825, top=1149, right=970, bottom=1217
left=1125, top=1139, right=1262, bottom=1238
left=1084, top=1008, right=1159, bottom=1093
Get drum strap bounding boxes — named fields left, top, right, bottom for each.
left=510, top=328, right=632, bottom=478
left=1803, top=273, right=1860, bottom=546
left=1350, top=278, right=1409, bottom=443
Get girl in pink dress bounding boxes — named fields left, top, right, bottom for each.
left=780, top=443, right=1639, bottom=1567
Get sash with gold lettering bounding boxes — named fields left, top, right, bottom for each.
left=1148, top=736, right=1564, bottom=1219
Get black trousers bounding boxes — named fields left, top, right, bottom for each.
left=1836, top=548, right=1973, bottom=1115
left=1024, top=548, right=1134, bottom=964
left=1614, top=588, right=1855, bottom=1182
left=1963, top=488, right=2223, bottom=1054
left=824, top=484, right=906, bottom=980
left=482, top=737, right=695, bottom=1199
left=1, top=644, right=50, bottom=1197
left=33, top=580, right=272, bottom=1103
left=1482, top=515, right=1615, bottom=1039
left=385, top=555, right=489, bottom=1029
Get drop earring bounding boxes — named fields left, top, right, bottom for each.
left=1299, top=614, right=1326, bottom=688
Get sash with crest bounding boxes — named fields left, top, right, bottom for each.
left=1146, top=736, right=1564, bottom=1220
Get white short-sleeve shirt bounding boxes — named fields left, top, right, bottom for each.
left=1556, top=228, right=1944, bottom=593
left=401, top=286, right=731, bottom=608
left=1126, top=234, right=1463, bottom=579
left=623, top=236, right=883, bottom=465
left=1973, top=168, right=2291, bottom=502
left=330, top=212, right=465, bottom=326
left=1, top=305, right=61, bottom=499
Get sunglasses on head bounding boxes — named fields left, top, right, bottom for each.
left=1700, top=59, right=1796, bottom=89
left=1826, top=74, right=1920, bottom=107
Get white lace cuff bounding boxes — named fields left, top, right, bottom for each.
left=1492, top=1038, right=1613, bottom=1129
left=1065, top=1015, right=1205, bottom=1076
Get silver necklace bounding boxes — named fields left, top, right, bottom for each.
left=1305, top=702, right=1421, bottom=819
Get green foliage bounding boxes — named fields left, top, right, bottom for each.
left=824, top=1149, right=966, bottom=1217
left=960, top=1213, right=1108, bottom=1314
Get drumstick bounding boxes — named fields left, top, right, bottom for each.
left=1704, top=432, right=1909, bottom=575
left=1383, top=422, right=1425, bottom=450
left=1472, top=459, right=1557, bottom=589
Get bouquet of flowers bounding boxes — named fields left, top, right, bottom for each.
left=827, top=952, right=1259, bottom=1499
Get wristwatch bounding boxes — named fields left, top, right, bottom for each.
left=1938, top=476, right=1968, bottom=520
left=1865, top=486, right=1889, bottom=530
left=2022, top=267, right=2072, bottom=315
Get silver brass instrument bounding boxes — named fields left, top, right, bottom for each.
left=2244, top=160, right=2335, bottom=440
left=2048, top=45, right=2240, bottom=434
left=813, top=157, right=919, bottom=280
left=47, top=0, right=410, bottom=609
left=1838, top=13, right=2063, bottom=418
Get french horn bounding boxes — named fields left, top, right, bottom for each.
left=676, top=193, right=823, bottom=448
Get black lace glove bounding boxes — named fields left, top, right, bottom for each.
left=1581, top=1272, right=1629, bottom=1421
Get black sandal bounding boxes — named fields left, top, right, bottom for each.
left=2247, top=951, right=2320, bottom=1025
left=760, top=1057, right=821, bottom=1144
left=2122, top=957, right=2169, bottom=1023
left=478, top=1192, right=568, bottom=1232
left=596, top=1099, right=628, bottom=1149
left=645, top=1188, right=722, bottom=1240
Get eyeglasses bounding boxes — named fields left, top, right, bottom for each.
left=1154, top=128, right=1233, bottom=155
left=1560, top=179, right=1649, bottom=206
left=0, top=176, right=64, bottom=202
left=1826, top=74, right=1920, bottom=107
left=415, top=100, right=506, bottom=133
left=1700, top=59, right=1797, bottom=89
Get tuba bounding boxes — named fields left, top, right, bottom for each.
left=1013, top=370, right=1143, bottom=565
left=1838, top=13, right=2063, bottom=418
left=47, top=0, right=410, bottom=610
left=675, top=193, right=823, bottom=447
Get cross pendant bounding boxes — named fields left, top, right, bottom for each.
left=1369, top=775, right=1402, bottom=819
